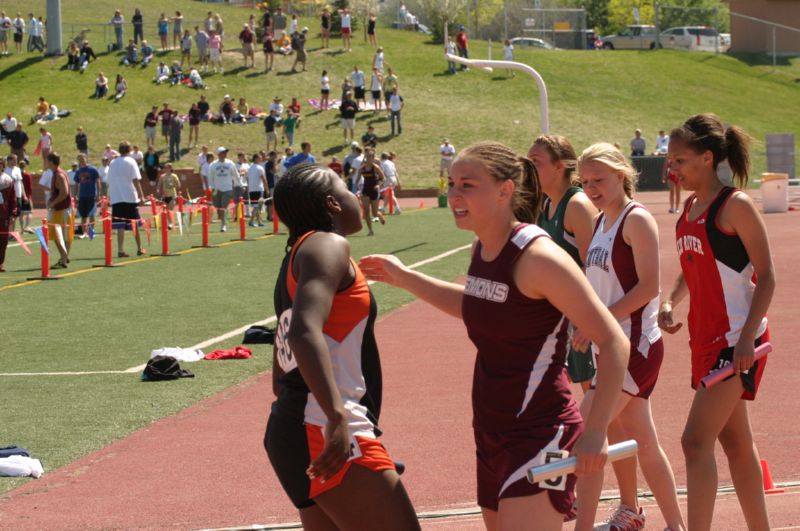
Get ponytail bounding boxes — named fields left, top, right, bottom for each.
left=516, top=156, right=542, bottom=223
left=724, top=125, right=751, bottom=188
left=671, top=113, right=752, bottom=188
left=457, top=142, right=541, bottom=223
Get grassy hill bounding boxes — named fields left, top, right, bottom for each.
left=1, top=0, right=798, bottom=188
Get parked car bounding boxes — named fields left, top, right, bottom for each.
left=659, top=26, right=723, bottom=52
left=509, top=37, right=555, bottom=50
left=601, top=25, right=658, bottom=50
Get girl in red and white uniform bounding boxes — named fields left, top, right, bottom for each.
left=361, top=142, right=630, bottom=531
left=660, top=113, right=774, bottom=531
left=573, top=144, right=684, bottom=531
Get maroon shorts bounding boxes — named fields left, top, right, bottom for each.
left=341, top=27, right=351, bottom=35
left=592, top=337, right=664, bottom=399
left=691, top=329, right=769, bottom=400
left=474, top=422, right=583, bottom=513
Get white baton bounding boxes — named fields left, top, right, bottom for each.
left=527, top=440, right=638, bottom=484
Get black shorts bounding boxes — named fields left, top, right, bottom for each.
left=14, top=33, right=22, bottom=44
left=162, top=196, right=174, bottom=205
left=111, top=202, right=140, bottom=229
left=249, top=191, right=263, bottom=201
left=371, top=90, right=381, bottom=101
left=77, top=197, right=96, bottom=218
left=363, top=188, right=379, bottom=201
left=19, top=198, right=32, bottom=213
left=354, top=86, right=365, bottom=99
left=321, top=89, right=330, bottom=95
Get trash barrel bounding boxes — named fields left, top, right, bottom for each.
left=761, top=173, right=789, bottom=213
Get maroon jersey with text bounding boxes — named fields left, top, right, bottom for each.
left=462, top=224, right=581, bottom=433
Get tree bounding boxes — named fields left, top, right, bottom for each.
left=606, top=0, right=655, bottom=33
left=583, top=0, right=610, bottom=32
left=417, top=0, right=468, bottom=43
left=657, top=0, right=729, bottom=33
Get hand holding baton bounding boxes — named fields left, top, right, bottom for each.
left=700, top=342, right=772, bottom=388
left=527, top=440, right=638, bottom=484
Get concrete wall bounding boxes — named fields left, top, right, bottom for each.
left=728, top=0, right=800, bottom=54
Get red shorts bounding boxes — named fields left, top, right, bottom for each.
left=341, top=27, right=351, bottom=35
left=668, top=171, right=679, bottom=185
left=691, top=330, right=769, bottom=400
left=474, top=422, right=583, bottom=513
left=591, top=337, right=664, bottom=399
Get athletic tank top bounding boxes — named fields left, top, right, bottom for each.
left=585, top=202, right=661, bottom=354
left=676, top=187, right=768, bottom=354
left=272, top=231, right=382, bottom=438
left=462, top=224, right=580, bottom=432
left=360, top=163, right=378, bottom=192
left=538, top=187, right=583, bottom=267
left=51, top=169, right=71, bottom=211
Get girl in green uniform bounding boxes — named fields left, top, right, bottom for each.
left=529, top=135, right=598, bottom=388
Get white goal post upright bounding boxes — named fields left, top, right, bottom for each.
left=444, top=23, right=550, bottom=134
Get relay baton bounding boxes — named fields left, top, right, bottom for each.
left=526, top=440, right=638, bottom=484
left=700, top=342, right=772, bottom=388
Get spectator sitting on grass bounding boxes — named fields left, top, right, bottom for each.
left=154, top=62, right=169, bottom=84
left=140, top=40, right=154, bottom=67
left=121, top=39, right=138, bottom=65
left=79, top=40, right=97, bottom=73
left=234, top=97, right=249, bottom=123
left=32, top=97, right=48, bottom=123
left=219, top=95, right=235, bottom=124
left=95, top=72, right=109, bottom=98
left=188, top=69, right=205, bottom=89
left=66, top=41, right=80, bottom=70
left=170, top=61, right=183, bottom=85
left=114, top=74, right=127, bottom=102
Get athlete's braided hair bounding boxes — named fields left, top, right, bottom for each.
left=274, top=162, right=336, bottom=249
left=457, top=141, right=542, bottom=223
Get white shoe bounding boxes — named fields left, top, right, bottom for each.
left=220, top=225, right=227, bottom=232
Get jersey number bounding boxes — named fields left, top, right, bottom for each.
left=538, top=450, right=568, bottom=491
left=275, top=309, right=298, bottom=373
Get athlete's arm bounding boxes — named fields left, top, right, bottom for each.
left=607, top=209, right=661, bottom=320
left=658, top=272, right=687, bottom=334
left=287, top=232, right=353, bottom=480
left=359, top=253, right=465, bottom=319
left=564, top=192, right=597, bottom=263
left=516, top=238, right=629, bottom=476
left=724, top=192, right=775, bottom=373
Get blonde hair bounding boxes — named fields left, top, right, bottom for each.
left=457, top=141, right=541, bottom=223
left=578, top=142, right=638, bottom=199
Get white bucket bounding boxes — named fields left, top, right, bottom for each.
left=761, top=173, right=789, bottom=213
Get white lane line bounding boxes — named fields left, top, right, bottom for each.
left=0, top=243, right=472, bottom=377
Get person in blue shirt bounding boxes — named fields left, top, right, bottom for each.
left=284, top=142, right=316, bottom=169
left=73, top=153, right=100, bottom=238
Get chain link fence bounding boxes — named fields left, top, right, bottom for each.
left=377, top=0, right=587, bottom=49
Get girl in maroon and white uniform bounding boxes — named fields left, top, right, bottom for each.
left=660, top=113, right=774, bottom=531
left=361, top=142, right=630, bottom=531
left=573, top=143, right=684, bottom=531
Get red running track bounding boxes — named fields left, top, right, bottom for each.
left=1, top=192, right=799, bottom=530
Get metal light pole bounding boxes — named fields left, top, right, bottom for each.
left=46, top=0, right=63, bottom=56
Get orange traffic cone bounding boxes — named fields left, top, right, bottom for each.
left=761, top=459, right=784, bottom=494
left=419, top=200, right=425, bottom=209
